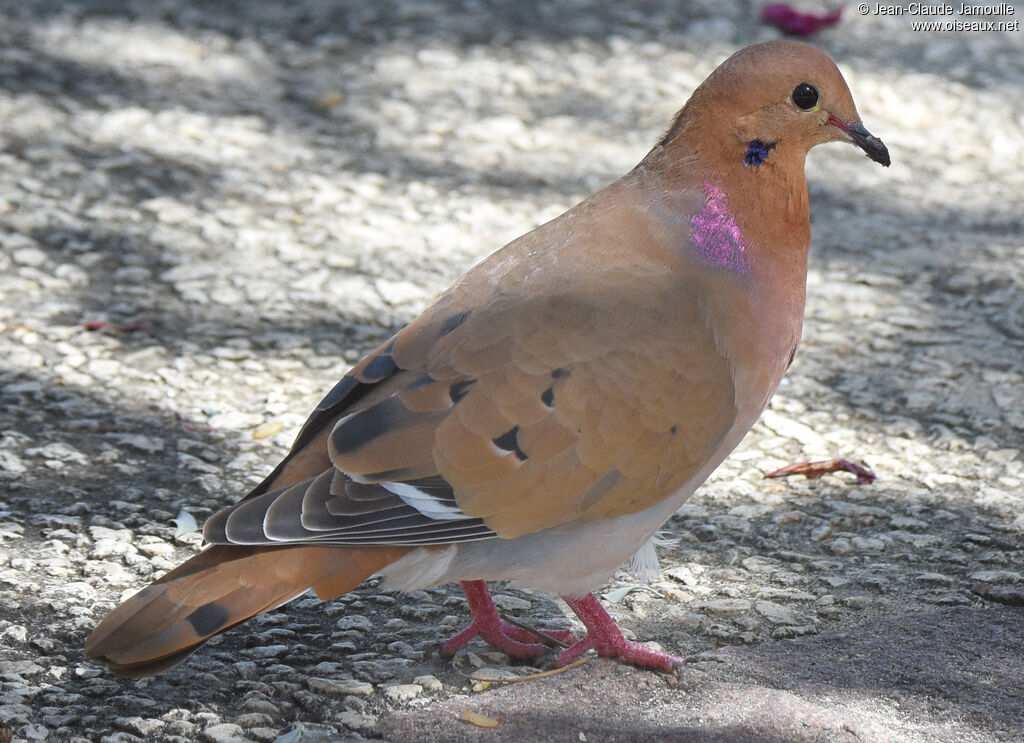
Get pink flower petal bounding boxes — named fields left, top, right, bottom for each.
left=762, top=4, right=842, bottom=36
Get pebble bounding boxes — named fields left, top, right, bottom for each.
left=233, top=713, right=273, bottom=729
left=335, top=615, right=374, bottom=632
left=383, top=683, right=423, bottom=703
left=754, top=601, right=801, bottom=626
left=693, top=599, right=752, bottom=614
left=969, top=570, right=1022, bottom=584
left=202, top=723, right=253, bottom=743
left=334, top=711, right=377, bottom=731
left=117, top=717, right=164, bottom=737
left=306, top=678, right=374, bottom=697
left=112, top=434, right=166, bottom=454
left=413, top=675, right=443, bottom=692
left=829, top=538, right=854, bottom=556
left=490, top=593, right=532, bottom=611
left=245, top=644, right=289, bottom=660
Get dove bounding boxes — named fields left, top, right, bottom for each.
left=86, top=40, right=889, bottom=677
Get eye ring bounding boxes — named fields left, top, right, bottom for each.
left=792, top=82, right=819, bottom=111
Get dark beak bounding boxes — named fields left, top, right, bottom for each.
left=845, top=121, right=890, bottom=167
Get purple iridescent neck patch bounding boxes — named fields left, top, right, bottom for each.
left=688, top=183, right=749, bottom=274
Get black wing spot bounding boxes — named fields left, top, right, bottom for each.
left=492, top=425, right=527, bottom=461
left=449, top=379, right=475, bottom=404
left=331, top=397, right=403, bottom=455
left=551, top=367, right=571, bottom=379
left=440, top=310, right=470, bottom=336
left=669, top=425, right=677, bottom=435
left=316, top=375, right=360, bottom=411
left=361, top=353, right=398, bottom=382
left=406, top=373, right=435, bottom=390
left=405, top=475, right=455, bottom=490
left=186, top=602, right=231, bottom=637
left=541, top=387, right=555, bottom=407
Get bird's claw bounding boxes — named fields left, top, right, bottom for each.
left=440, top=616, right=578, bottom=660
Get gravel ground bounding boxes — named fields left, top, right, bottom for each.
left=1, top=1, right=1022, bottom=742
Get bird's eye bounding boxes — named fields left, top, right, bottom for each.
left=791, top=83, right=819, bottom=111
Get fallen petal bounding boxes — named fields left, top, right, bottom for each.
left=762, top=4, right=842, bottom=36
left=253, top=420, right=285, bottom=439
left=173, top=509, right=199, bottom=537
left=462, top=710, right=500, bottom=727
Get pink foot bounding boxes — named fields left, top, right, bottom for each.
left=765, top=458, right=876, bottom=484
left=440, top=580, right=578, bottom=660
left=553, top=593, right=684, bottom=673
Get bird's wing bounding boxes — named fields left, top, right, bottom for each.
left=205, top=184, right=740, bottom=545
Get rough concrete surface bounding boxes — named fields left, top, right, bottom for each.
left=0, top=1, right=1022, bottom=742
left=377, top=607, right=1024, bottom=743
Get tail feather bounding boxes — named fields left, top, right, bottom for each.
left=85, top=544, right=412, bottom=677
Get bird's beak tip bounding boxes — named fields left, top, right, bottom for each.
left=844, top=120, right=891, bottom=168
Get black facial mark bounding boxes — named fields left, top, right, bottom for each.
left=440, top=310, right=470, bottom=336
left=449, top=379, right=475, bottom=404
left=186, top=602, right=231, bottom=637
left=541, top=387, right=555, bottom=407
left=743, top=139, right=777, bottom=168
left=551, top=367, right=571, bottom=379
left=669, top=425, right=678, bottom=435
left=492, top=425, right=527, bottom=461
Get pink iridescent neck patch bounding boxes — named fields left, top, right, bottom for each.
left=688, top=183, right=749, bottom=274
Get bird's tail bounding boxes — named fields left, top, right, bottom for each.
left=84, top=543, right=412, bottom=677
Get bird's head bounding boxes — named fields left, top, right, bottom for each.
left=663, top=40, right=890, bottom=171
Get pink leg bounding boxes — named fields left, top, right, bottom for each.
left=553, top=593, right=684, bottom=673
left=440, top=580, right=578, bottom=660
